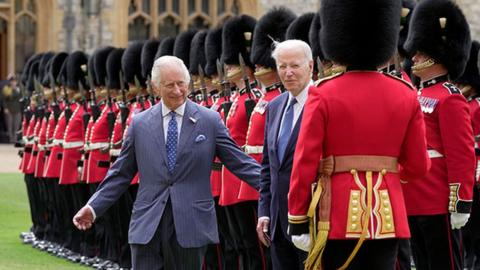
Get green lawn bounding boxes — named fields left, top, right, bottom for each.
left=0, top=173, right=87, bottom=270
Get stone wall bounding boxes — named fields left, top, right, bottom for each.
left=459, top=0, right=480, bottom=41
left=258, top=0, right=319, bottom=15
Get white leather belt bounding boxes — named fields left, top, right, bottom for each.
left=62, top=141, right=84, bottom=149
left=244, top=145, right=263, bottom=154
left=38, top=145, right=47, bottom=151
left=52, top=139, right=64, bottom=146
left=428, top=149, right=444, bottom=158
left=110, top=149, right=121, bottom=156
left=88, top=142, right=109, bottom=150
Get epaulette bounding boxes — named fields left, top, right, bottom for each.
left=383, top=72, right=415, bottom=91
left=314, top=71, right=344, bottom=87
left=443, top=82, right=461, bottom=95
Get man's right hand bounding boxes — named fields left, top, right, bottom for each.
left=73, top=206, right=94, bottom=230
left=256, top=216, right=270, bottom=246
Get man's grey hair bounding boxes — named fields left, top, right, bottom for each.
left=271, top=39, right=313, bottom=63
left=151, top=56, right=191, bottom=88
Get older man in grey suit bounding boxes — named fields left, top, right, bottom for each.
left=73, top=55, right=260, bottom=270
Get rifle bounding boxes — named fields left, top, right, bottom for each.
left=134, top=76, right=145, bottom=111
left=63, top=82, right=73, bottom=125
left=316, top=56, right=325, bottom=79
left=33, top=78, right=46, bottom=120
left=78, top=82, right=90, bottom=132
left=104, top=77, right=115, bottom=142
left=49, top=72, right=61, bottom=123
left=118, top=71, right=130, bottom=131
left=393, top=51, right=403, bottom=78
left=198, top=65, right=210, bottom=108
left=87, top=71, right=100, bottom=121
left=146, top=75, right=156, bottom=105
left=239, top=53, right=256, bottom=121
left=217, top=59, right=232, bottom=121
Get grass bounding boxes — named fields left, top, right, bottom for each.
left=0, top=173, right=88, bottom=270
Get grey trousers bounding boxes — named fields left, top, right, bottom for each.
left=130, top=200, right=208, bottom=270
left=5, top=112, right=20, bottom=143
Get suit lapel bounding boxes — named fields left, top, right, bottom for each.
left=176, top=100, right=199, bottom=160
left=150, top=103, right=168, bottom=167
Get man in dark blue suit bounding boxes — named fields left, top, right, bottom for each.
left=73, top=55, right=260, bottom=270
left=256, top=39, right=314, bottom=269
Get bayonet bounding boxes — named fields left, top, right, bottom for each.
left=134, top=76, right=145, bottom=110
left=78, top=82, right=90, bottom=131
left=198, top=65, right=209, bottom=107
left=239, top=53, right=256, bottom=121
left=104, top=77, right=115, bottom=145
left=118, top=71, right=129, bottom=131
left=393, top=51, right=403, bottom=78
left=217, top=60, right=232, bottom=120
left=146, top=75, right=156, bottom=105
left=316, top=56, right=325, bottom=79
left=87, top=71, right=100, bottom=121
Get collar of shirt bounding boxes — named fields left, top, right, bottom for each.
left=161, top=100, right=186, bottom=118
left=288, top=80, right=312, bottom=108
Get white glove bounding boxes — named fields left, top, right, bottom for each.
left=450, top=212, right=470, bottom=230
left=292, top=233, right=311, bottom=252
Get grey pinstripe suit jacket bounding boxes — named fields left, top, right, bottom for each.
left=88, top=100, right=260, bottom=248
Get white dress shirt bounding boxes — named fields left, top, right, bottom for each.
left=277, top=81, right=312, bottom=139
left=161, top=100, right=186, bottom=142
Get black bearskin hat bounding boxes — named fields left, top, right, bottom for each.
left=205, top=26, right=223, bottom=77
left=50, top=53, right=68, bottom=86
left=404, top=0, right=471, bottom=80
left=155, top=37, right=176, bottom=59
left=122, top=40, right=146, bottom=87
left=94, top=46, right=115, bottom=87
left=26, top=57, right=41, bottom=92
left=21, top=54, right=43, bottom=87
left=320, top=0, right=401, bottom=69
left=309, top=13, right=324, bottom=61
left=107, top=48, right=126, bottom=90
left=455, top=41, right=480, bottom=91
left=251, top=6, right=297, bottom=69
left=398, top=0, right=416, bottom=58
left=88, top=49, right=99, bottom=87
left=39, top=52, right=55, bottom=87
left=221, top=15, right=257, bottom=68
left=66, top=51, right=89, bottom=91
left=142, top=38, right=160, bottom=79
left=189, top=30, right=208, bottom=75
left=286, top=13, right=315, bottom=43
left=173, top=29, right=197, bottom=68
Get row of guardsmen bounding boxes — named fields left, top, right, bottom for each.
left=14, top=0, right=480, bottom=269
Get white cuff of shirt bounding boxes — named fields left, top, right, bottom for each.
left=258, top=216, right=270, bottom=222
left=86, top=204, right=96, bottom=221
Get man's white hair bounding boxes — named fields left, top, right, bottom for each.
left=271, top=39, right=313, bottom=63
left=151, top=56, right=191, bottom=88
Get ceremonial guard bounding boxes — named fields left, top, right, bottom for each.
left=220, top=14, right=268, bottom=269
left=403, top=0, right=475, bottom=269
left=455, top=40, right=480, bottom=270
left=155, top=37, right=176, bottom=60
left=287, top=1, right=430, bottom=270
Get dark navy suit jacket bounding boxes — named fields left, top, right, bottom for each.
left=88, top=100, right=260, bottom=247
left=258, top=92, right=303, bottom=241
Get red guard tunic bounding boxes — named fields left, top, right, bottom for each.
left=35, top=109, right=50, bottom=178
left=209, top=93, right=226, bottom=197
left=220, top=88, right=258, bottom=206
left=59, top=103, right=85, bottom=185
left=85, top=104, right=119, bottom=183
left=469, top=98, right=480, bottom=182
left=81, top=112, right=95, bottom=182
left=403, top=78, right=475, bottom=215
left=239, top=85, right=283, bottom=201
left=20, top=115, right=36, bottom=173
left=288, top=71, right=430, bottom=239
left=26, top=115, right=42, bottom=174
left=44, top=106, right=69, bottom=178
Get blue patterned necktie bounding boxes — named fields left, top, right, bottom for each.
left=166, top=111, right=178, bottom=173
left=277, top=98, right=297, bottom=162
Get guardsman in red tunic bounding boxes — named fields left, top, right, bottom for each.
left=287, top=1, right=430, bottom=269
left=220, top=14, right=268, bottom=270
left=454, top=40, right=480, bottom=270
left=402, top=1, right=475, bottom=269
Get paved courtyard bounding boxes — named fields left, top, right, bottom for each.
left=0, top=144, right=21, bottom=173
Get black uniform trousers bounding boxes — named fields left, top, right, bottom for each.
left=130, top=199, right=207, bottom=270
left=323, top=238, right=399, bottom=270
left=270, top=217, right=307, bottom=270
left=463, top=186, right=480, bottom=270
left=409, top=214, right=463, bottom=270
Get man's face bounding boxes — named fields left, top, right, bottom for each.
left=411, top=52, right=435, bottom=78
left=276, top=48, right=313, bottom=95
left=155, top=65, right=188, bottom=110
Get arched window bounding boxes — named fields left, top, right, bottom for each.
left=128, top=0, right=244, bottom=40
left=14, top=0, right=37, bottom=74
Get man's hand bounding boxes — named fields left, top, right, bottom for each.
left=256, top=216, right=270, bottom=246
left=73, top=206, right=94, bottom=230
left=292, top=233, right=311, bottom=252
left=450, top=212, right=470, bottom=230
